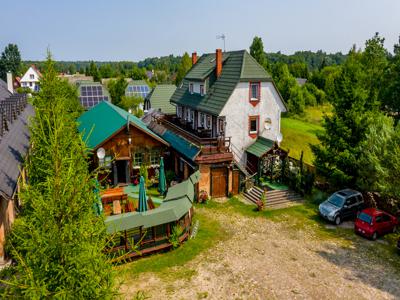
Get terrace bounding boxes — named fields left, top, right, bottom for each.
left=153, top=114, right=232, bottom=157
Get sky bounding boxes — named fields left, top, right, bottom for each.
left=1, top=0, right=400, bottom=61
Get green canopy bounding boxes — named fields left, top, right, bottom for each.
left=138, top=176, right=148, bottom=212
left=158, top=157, right=167, bottom=196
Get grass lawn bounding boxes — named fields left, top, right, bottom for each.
left=280, top=104, right=332, bottom=165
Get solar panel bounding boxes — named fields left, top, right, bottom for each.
left=79, top=84, right=108, bottom=109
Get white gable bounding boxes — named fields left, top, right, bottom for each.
left=21, top=66, right=40, bottom=83
left=220, top=81, right=286, bottom=164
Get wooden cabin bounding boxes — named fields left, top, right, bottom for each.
left=78, top=101, right=169, bottom=186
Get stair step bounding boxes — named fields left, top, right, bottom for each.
left=267, top=196, right=303, bottom=204
left=267, top=194, right=301, bottom=201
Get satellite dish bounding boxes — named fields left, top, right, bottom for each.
left=264, top=118, right=272, bottom=130
left=96, top=147, right=106, bottom=159
left=276, top=132, right=283, bottom=143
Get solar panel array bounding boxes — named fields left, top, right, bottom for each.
left=126, top=85, right=150, bottom=98
left=79, top=85, right=109, bottom=108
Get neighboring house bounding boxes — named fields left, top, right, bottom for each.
left=20, top=65, right=41, bottom=92
left=295, top=78, right=307, bottom=86
left=125, top=80, right=150, bottom=99
left=78, top=101, right=169, bottom=186
left=76, top=80, right=110, bottom=110
left=144, top=84, right=176, bottom=114
left=151, top=49, right=287, bottom=198
left=0, top=94, right=33, bottom=265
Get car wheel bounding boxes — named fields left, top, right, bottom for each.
left=372, top=232, right=378, bottom=241
left=335, top=216, right=341, bottom=225
left=393, top=226, right=397, bottom=234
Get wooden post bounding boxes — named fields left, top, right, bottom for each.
left=124, top=230, right=128, bottom=252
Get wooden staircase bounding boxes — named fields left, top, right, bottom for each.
left=243, top=187, right=303, bottom=207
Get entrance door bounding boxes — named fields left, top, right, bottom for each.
left=211, top=167, right=227, bottom=197
left=116, top=160, right=129, bottom=184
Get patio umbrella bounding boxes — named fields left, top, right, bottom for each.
left=138, top=176, right=148, bottom=212
left=158, top=157, right=167, bottom=196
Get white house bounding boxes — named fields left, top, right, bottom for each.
left=20, top=65, right=41, bottom=92
left=170, top=49, right=287, bottom=168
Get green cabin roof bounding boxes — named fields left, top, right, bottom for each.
left=77, top=101, right=167, bottom=149
left=105, top=171, right=200, bottom=234
left=171, top=50, right=274, bottom=116
left=246, top=136, right=275, bottom=158
left=146, top=84, right=176, bottom=114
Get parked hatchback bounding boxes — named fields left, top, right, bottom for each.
left=355, top=208, right=398, bottom=240
left=319, top=189, right=364, bottom=225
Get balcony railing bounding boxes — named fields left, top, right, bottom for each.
left=153, top=115, right=231, bottom=155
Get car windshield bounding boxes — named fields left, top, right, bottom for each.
left=358, top=212, right=373, bottom=224
left=328, top=194, right=345, bottom=207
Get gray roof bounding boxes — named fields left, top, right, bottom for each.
left=0, top=79, right=12, bottom=102
left=0, top=102, right=33, bottom=199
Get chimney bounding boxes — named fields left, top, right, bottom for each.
left=6, top=72, right=13, bottom=94
left=191, top=52, right=197, bottom=65
left=216, top=49, right=222, bottom=77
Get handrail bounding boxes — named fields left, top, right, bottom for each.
left=154, top=115, right=232, bottom=153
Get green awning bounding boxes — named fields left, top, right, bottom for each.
left=246, top=137, right=275, bottom=158
left=105, top=171, right=200, bottom=234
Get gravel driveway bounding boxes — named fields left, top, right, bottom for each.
left=121, top=206, right=400, bottom=299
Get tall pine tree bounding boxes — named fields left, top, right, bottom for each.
left=3, top=53, right=115, bottom=298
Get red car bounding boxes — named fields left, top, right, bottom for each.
left=354, top=208, right=398, bottom=240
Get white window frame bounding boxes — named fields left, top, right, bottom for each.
left=200, top=84, right=204, bottom=96
left=189, top=83, right=194, bottom=94
left=249, top=117, right=259, bottom=134
left=206, top=115, right=211, bottom=129
left=199, top=112, right=204, bottom=127
left=250, top=82, right=260, bottom=101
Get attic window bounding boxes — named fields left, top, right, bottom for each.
left=200, top=84, right=205, bottom=96
left=29, top=74, right=34, bottom=79
left=250, top=82, right=260, bottom=101
left=189, top=83, right=194, bottom=94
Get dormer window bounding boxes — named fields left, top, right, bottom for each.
left=189, top=83, right=194, bottom=94
left=200, top=84, right=205, bottom=96
left=250, top=82, right=260, bottom=102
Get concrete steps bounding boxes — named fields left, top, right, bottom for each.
left=243, top=188, right=303, bottom=207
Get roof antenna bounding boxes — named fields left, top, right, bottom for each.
left=216, top=34, right=226, bottom=52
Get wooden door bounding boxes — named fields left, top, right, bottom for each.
left=232, top=169, right=240, bottom=195
left=211, top=167, right=227, bottom=197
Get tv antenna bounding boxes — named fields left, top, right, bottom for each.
left=216, top=34, right=226, bottom=52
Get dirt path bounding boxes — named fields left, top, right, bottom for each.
left=121, top=207, right=400, bottom=300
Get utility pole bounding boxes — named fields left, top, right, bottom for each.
left=216, top=34, right=226, bottom=52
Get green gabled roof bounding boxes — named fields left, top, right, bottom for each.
left=170, top=50, right=273, bottom=116
left=77, top=101, right=167, bottom=149
left=105, top=171, right=200, bottom=234
left=185, top=53, right=230, bottom=80
left=246, top=136, right=275, bottom=158
left=240, top=51, right=272, bottom=81
left=147, top=84, right=176, bottom=114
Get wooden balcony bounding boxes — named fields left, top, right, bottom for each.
left=153, top=115, right=232, bottom=156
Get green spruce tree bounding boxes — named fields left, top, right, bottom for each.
left=3, top=53, right=115, bottom=298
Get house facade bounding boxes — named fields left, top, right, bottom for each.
left=78, top=101, right=169, bottom=186
left=20, top=65, right=41, bottom=92
left=152, top=49, right=286, bottom=198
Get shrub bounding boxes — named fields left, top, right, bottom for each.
left=169, top=225, right=184, bottom=249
